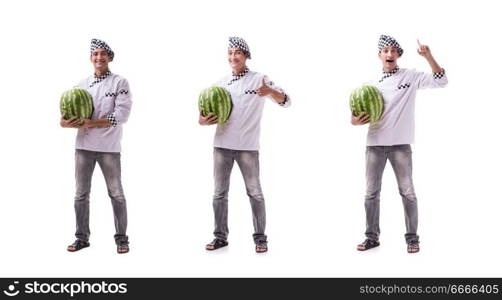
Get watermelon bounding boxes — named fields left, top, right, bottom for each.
left=350, top=85, right=384, bottom=123
left=60, top=88, right=94, bottom=125
left=198, top=86, right=232, bottom=124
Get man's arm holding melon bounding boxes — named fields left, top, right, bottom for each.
left=79, top=118, right=114, bottom=128
left=60, top=116, right=114, bottom=128
left=80, top=79, right=132, bottom=128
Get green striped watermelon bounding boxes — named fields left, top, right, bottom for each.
left=198, top=86, right=232, bottom=124
left=60, top=88, right=94, bottom=125
left=350, top=85, right=384, bottom=123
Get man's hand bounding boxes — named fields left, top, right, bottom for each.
left=79, top=119, right=94, bottom=128
left=60, top=116, right=82, bottom=128
left=199, top=112, right=218, bottom=125
left=256, top=77, right=273, bottom=97
left=416, top=39, right=432, bottom=58
left=351, top=112, right=370, bottom=125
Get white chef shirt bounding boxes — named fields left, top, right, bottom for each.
left=367, top=67, right=447, bottom=146
left=75, top=72, right=132, bottom=152
left=213, top=70, right=291, bottom=151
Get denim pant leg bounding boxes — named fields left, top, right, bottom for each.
left=235, top=150, right=267, bottom=244
left=388, top=145, right=419, bottom=242
left=96, top=152, right=129, bottom=245
left=74, top=150, right=97, bottom=242
left=365, top=146, right=387, bottom=241
left=213, top=148, right=235, bottom=240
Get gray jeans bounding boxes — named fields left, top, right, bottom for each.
left=364, top=144, right=418, bottom=243
left=212, top=147, right=267, bottom=244
left=74, top=149, right=128, bottom=245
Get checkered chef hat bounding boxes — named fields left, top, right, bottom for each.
left=378, top=35, right=403, bottom=56
left=229, top=36, right=251, bottom=59
left=90, top=38, right=114, bottom=61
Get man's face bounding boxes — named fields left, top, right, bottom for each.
left=228, top=47, right=247, bottom=70
left=379, top=46, right=400, bottom=71
left=90, top=48, right=110, bottom=70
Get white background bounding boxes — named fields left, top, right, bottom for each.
left=0, top=0, right=500, bottom=277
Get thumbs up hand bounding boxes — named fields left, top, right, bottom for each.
left=256, top=77, right=273, bottom=97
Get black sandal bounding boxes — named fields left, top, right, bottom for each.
left=117, top=243, right=130, bottom=254
left=357, top=239, right=380, bottom=251
left=67, top=239, right=90, bottom=252
left=407, top=240, right=420, bottom=253
left=205, top=238, right=228, bottom=251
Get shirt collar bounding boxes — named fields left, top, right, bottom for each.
left=227, top=67, right=249, bottom=85
left=90, top=71, right=112, bottom=88
left=379, top=66, right=399, bottom=82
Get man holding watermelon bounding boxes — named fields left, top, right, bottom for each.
left=199, top=37, right=291, bottom=253
left=352, top=35, right=447, bottom=253
left=60, top=39, right=132, bottom=254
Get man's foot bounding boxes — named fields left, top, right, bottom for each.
left=255, top=243, right=268, bottom=253
left=205, top=238, right=228, bottom=251
left=117, top=243, right=129, bottom=254
left=67, top=239, right=90, bottom=252
left=357, top=239, right=380, bottom=251
left=407, top=240, right=420, bottom=253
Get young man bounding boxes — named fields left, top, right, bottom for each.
left=199, top=37, right=291, bottom=253
left=60, top=39, right=132, bottom=254
left=352, top=35, right=447, bottom=253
